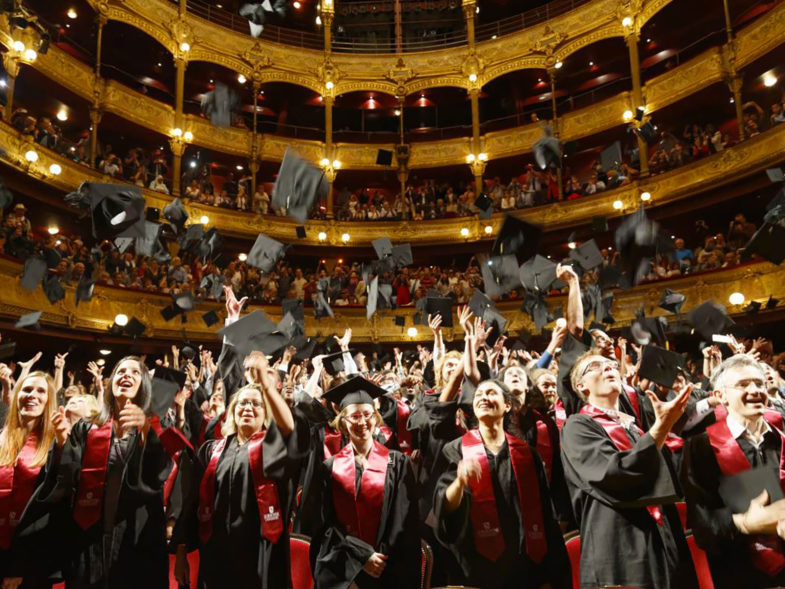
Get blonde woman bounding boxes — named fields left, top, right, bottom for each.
left=309, top=376, right=420, bottom=588
left=174, top=352, right=306, bottom=588
left=0, top=371, right=62, bottom=589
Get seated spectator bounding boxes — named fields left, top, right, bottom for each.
left=149, top=175, right=170, bottom=194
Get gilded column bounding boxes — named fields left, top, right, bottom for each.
left=89, top=14, right=107, bottom=168
left=2, top=54, right=19, bottom=122
left=547, top=67, right=563, bottom=198
left=624, top=27, right=649, bottom=176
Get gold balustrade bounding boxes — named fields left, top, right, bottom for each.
left=0, top=1, right=782, bottom=169
left=3, top=118, right=785, bottom=244
left=0, top=255, right=780, bottom=343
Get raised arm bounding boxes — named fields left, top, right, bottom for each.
left=246, top=352, right=295, bottom=437
left=556, top=264, right=583, bottom=338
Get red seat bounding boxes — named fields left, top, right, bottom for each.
left=290, top=533, right=314, bottom=589
left=421, top=539, right=434, bottom=589
left=675, top=501, right=688, bottom=530
left=686, top=532, right=715, bottom=589
left=168, top=550, right=199, bottom=589
left=564, top=531, right=581, bottom=589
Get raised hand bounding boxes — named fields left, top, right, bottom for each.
left=428, top=313, right=443, bottom=334
left=334, top=329, right=352, bottom=352
left=87, top=361, right=104, bottom=396
left=118, top=399, right=146, bottom=434
left=362, top=553, right=388, bottom=578
left=223, top=285, right=248, bottom=321
left=456, top=458, right=482, bottom=489
left=458, top=305, right=473, bottom=332
left=18, top=352, right=42, bottom=375
left=52, top=407, right=71, bottom=446
left=555, top=263, right=579, bottom=284
left=54, top=352, right=69, bottom=370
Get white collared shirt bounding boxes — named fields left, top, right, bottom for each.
left=589, top=403, right=637, bottom=430
left=726, top=414, right=772, bottom=449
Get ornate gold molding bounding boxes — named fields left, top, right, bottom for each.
left=0, top=255, right=779, bottom=343
left=3, top=120, right=785, bottom=245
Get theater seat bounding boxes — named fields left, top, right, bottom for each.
left=675, top=501, right=688, bottom=530
left=421, top=539, right=434, bottom=589
left=685, top=532, right=715, bottom=589
left=564, top=531, right=581, bottom=589
left=290, top=533, right=314, bottom=589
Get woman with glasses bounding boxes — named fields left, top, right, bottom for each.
left=433, top=379, right=570, bottom=589
left=309, top=376, right=420, bottom=589
left=560, top=351, right=697, bottom=589
left=173, top=351, right=307, bottom=588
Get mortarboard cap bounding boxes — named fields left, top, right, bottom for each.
left=628, top=316, right=667, bottom=346
left=366, top=276, right=379, bottom=320
left=687, top=301, right=734, bottom=341
left=519, top=254, right=558, bottom=293
left=178, top=223, right=204, bottom=252
left=114, top=236, right=134, bottom=254
left=314, top=291, right=334, bottom=319
left=292, top=337, right=317, bottom=361
left=150, top=366, right=186, bottom=418
left=521, top=291, right=551, bottom=331
left=163, top=198, right=188, bottom=232
left=218, top=310, right=277, bottom=355
left=202, top=309, right=220, bottom=327
left=479, top=254, right=520, bottom=298
left=21, top=257, right=47, bottom=292
left=492, top=215, right=542, bottom=262
left=614, top=206, right=665, bottom=286
left=272, top=149, right=328, bottom=225
left=89, top=183, right=146, bottom=240
left=767, top=296, right=779, bottom=309
left=198, top=227, right=223, bottom=263
left=483, top=306, right=508, bottom=346
left=146, top=207, right=160, bottom=223
left=569, top=239, right=604, bottom=270
left=125, top=317, right=146, bottom=338
left=282, top=298, right=305, bottom=324
left=659, top=289, right=686, bottom=315
left=766, top=168, right=784, bottom=183
left=201, top=274, right=225, bottom=300
left=15, top=310, right=42, bottom=329
left=469, top=290, right=495, bottom=321
left=474, top=193, right=493, bottom=214
left=638, top=345, right=686, bottom=388
left=425, top=297, right=453, bottom=328
left=247, top=233, right=289, bottom=273
left=0, top=341, right=16, bottom=360
left=744, top=300, right=762, bottom=315
left=376, top=149, right=393, bottom=166
left=75, top=276, right=95, bottom=306
left=372, top=237, right=394, bottom=259
left=323, top=375, right=387, bottom=410
left=160, top=304, right=179, bottom=322
left=322, top=350, right=350, bottom=376
left=394, top=316, right=406, bottom=327
left=173, top=291, right=195, bottom=312
left=719, top=466, right=784, bottom=514
left=742, top=223, right=785, bottom=265
left=533, top=133, right=562, bottom=169
left=295, top=226, right=306, bottom=239
left=391, top=244, right=413, bottom=267
left=43, top=275, right=65, bottom=304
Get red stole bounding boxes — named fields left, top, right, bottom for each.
left=198, top=433, right=283, bottom=544
left=579, top=405, right=664, bottom=526
left=73, top=420, right=113, bottom=530
left=533, top=413, right=554, bottom=483
left=705, top=416, right=785, bottom=576
left=149, top=415, right=192, bottom=457
left=0, top=435, right=41, bottom=549
left=552, top=399, right=567, bottom=431
left=324, top=426, right=343, bottom=459
left=331, top=440, right=389, bottom=547
left=461, top=430, right=547, bottom=563
left=395, top=398, right=413, bottom=456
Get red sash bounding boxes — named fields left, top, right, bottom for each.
left=395, top=398, right=413, bottom=456
left=552, top=399, right=567, bottom=431
left=331, top=440, right=389, bottom=547
left=705, top=417, right=785, bottom=576
left=579, top=405, right=664, bottom=526
left=149, top=415, right=193, bottom=457
left=198, top=433, right=284, bottom=544
left=73, top=420, right=113, bottom=530
left=324, top=426, right=343, bottom=459
left=533, top=414, right=554, bottom=483
left=461, top=430, right=547, bottom=563
left=0, top=435, right=41, bottom=549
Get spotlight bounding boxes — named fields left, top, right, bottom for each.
left=190, top=160, right=197, bottom=168
left=764, top=73, right=778, bottom=88
left=469, top=73, right=477, bottom=83
left=320, top=158, right=330, bottom=167
left=622, top=16, right=633, bottom=27
left=293, top=1, right=301, bottom=8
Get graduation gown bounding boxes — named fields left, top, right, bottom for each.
left=41, top=420, right=173, bottom=589
left=561, top=412, right=698, bottom=589
left=177, top=418, right=308, bottom=589
left=433, top=434, right=570, bottom=589
left=309, top=442, right=421, bottom=589
left=682, top=419, right=785, bottom=588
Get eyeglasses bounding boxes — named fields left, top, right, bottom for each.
left=237, top=400, right=263, bottom=409
left=726, top=379, right=765, bottom=392
left=345, top=411, right=374, bottom=424
left=580, top=360, right=619, bottom=378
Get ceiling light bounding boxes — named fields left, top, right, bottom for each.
left=67, top=8, right=77, bottom=18
left=484, top=225, right=493, bottom=234
left=729, top=292, right=745, bottom=305
left=114, top=314, right=129, bottom=327
left=640, top=191, right=651, bottom=201
left=475, top=6, right=479, bottom=13
left=293, top=1, right=301, bottom=7
left=407, top=327, right=418, bottom=337
left=180, top=42, right=190, bottom=52
left=190, top=160, right=197, bottom=168
left=341, top=233, right=350, bottom=242
left=763, top=73, right=778, bottom=88
left=49, top=163, right=62, bottom=175
left=183, top=131, right=193, bottom=141
left=96, top=358, right=105, bottom=367
left=589, top=61, right=594, bottom=66
left=317, top=231, right=327, bottom=241
left=200, top=215, right=209, bottom=225
left=612, top=200, right=623, bottom=210
left=460, top=227, right=470, bottom=237
left=23, top=49, right=37, bottom=61
left=11, top=41, right=24, bottom=52
left=238, top=253, right=248, bottom=261
left=24, top=150, right=38, bottom=162
left=56, top=108, right=68, bottom=121
left=554, top=60, right=563, bottom=69
left=99, top=349, right=112, bottom=356
left=48, top=226, right=59, bottom=235
left=622, top=109, right=633, bottom=121
left=237, top=74, right=247, bottom=84
left=491, top=35, right=497, bottom=39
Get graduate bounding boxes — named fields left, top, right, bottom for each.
left=433, top=379, right=570, bottom=589
left=309, top=376, right=421, bottom=589
left=0, top=372, right=64, bottom=588
left=560, top=350, right=698, bottom=589
left=174, top=351, right=308, bottom=589
left=683, top=354, right=785, bottom=588
left=42, top=356, right=174, bottom=589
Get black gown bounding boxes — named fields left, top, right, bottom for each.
left=682, top=426, right=785, bottom=588
left=40, top=420, right=172, bottom=589
left=433, top=437, right=571, bottom=589
left=175, top=418, right=309, bottom=589
left=309, top=446, right=421, bottom=589
left=561, top=413, right=698, bottom=589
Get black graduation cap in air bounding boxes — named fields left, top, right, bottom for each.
left=322, top=350, right=351, bottom=376
left=20, top=257, right=47, bottom=292
left=469, top=290, right=495, bottom=322
left=201, top=82, right=238, bottom=127
left=742, top=223, right=785, bottom=265
left=163, top=198, right=188, bottom=233
left=15, top=310, right=42, bottom=329
left=521, top=291, right=551, bottom=331
left=628, top=315, right=668, bottom=347
left=160, top=305, right=179, bottom=322
left=492, top=215, right=543, bottom=263
left=150, top=366, right=186, bottom=418
left=125, top=317, right=146, bottom=338
left=766, top=167, right=784, bottom=183
left=323, top=375, right=387, bottom=410
left=202, top=310, right=220, bottom=327
left=292, top=336, right=317, bottom=362
left=474, top=193, right=494, bottom=220
left=198, top=228, right=223, bottom=263
left=88, top=183, right=146, bottom=241
left=0, top=341, right=17, bottom=360
left=479, top=254, right=520, bottom=298
left=366, top=276, right=380, bottom=320
left=272, top=149, right=328, bottom=225
left=314, top=291, right=334, bottom=319
left=173, top=291, right=195, bottom=312
left=178, top=224, right=204, bottom=253
left=372, top=237, right=394, bottom=259
left=282, top=298, right=305, bottom=325
left=394, top=316, right=406, bottom=328
left=767, top=295, right=779, bottom=309
left=638, top=345, right=686, bottom=389
left=483, top=306, right=508, bottom=346
left=532, top=126, right=561, bottom=170
left=569, top=239, right=604, bottom=270
left=598, top=293, right=615, bottom=324
left=425, top=296, right=453, bottom=327
left=519, top=255, right=559, bottom=293
left=0, top=177, right=13, bottom=210
left=614, top=206, right=667, bottom=286
left=744, top=300, right=762, bottom=315
left=135, top=221, right=164, bottom=258
left=659, top=289, right=686, bottom=315
left=114, top=236, right=134, bottom=255
left=43, top=275, right=65, bottom=304
left=392, top=244, right=413, bottom=267
left=247, top=233, right=289, bottom=273
left=687, top=301, right=735, bottom=341
left=201, top=274, right=225, bottom=301
left=276, top=313, right=300, bottom=341
left=598, top=264, right=623, bottom=290
left=217, top=309, right=277, bottom=356
left=75, top=276, right=95, bottom=306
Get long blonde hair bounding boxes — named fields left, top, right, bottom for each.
left=0, top=371, right=57, bottom=468
left=221, top=385, right=270, bottom=438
